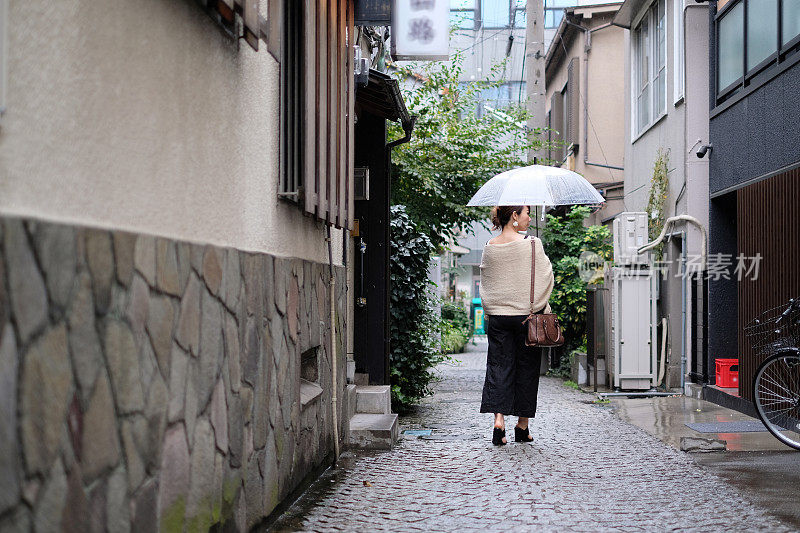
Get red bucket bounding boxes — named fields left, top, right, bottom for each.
left=715, top=358, right=739, bottom=388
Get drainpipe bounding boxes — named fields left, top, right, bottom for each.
left=563, top=17, right=619, bottom=171
left=327, top=225, right=340, bottom=463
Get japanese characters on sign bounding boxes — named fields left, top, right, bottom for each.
left=392, top=0, right=449, bottom=60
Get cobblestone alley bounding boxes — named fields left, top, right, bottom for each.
left=270, top=341, right=792, bottom=532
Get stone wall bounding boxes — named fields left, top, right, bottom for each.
left=0, top=216, right=348, bottom=531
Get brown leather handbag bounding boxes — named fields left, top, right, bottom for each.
left=522, top=238, right=565, bottom=347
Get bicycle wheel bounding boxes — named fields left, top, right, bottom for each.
left=753, top=352, right=800, bottom=451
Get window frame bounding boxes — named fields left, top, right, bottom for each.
left=450, top=0, right=526, bottom=30
left=715, top=0, right=800, bottom=105
left=673, top=0, right=685, bottom=105
left=631, top=0, right=667, bottom=141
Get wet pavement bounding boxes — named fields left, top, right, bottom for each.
left=269, top=340, right=794, bottom=532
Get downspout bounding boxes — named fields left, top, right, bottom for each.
left=563, top=17, right=619, bottom=170
left=327, top=225, right=340, bottom=463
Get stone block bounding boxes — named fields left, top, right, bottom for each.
left=227, top=392, right=243, bottom=468
left=264, top=255, right=275, bottom=318
left=112, top=231, right=137, bottom=287
left=103, top=321, right=144, bottom=415
left=133, top=235, right=157, bottom=287
left=145, top=294, right=175, bottom=380
left=88, top=477, right=107, bottom=533
left=253, top=358, right=269, bottom=451
left=85, top=229, right=114, bottom=314
left=106, top=466, right=130, bottom=533
left=348, top=413, right=399, bottom=450
left=62, top=465, right=90, bottom=533
left=242, top=254, right=264, bottom=319
left=261, top=436, right=279, bottom=517
left=199, top=287, right=224, bottom=409
left=220, top=248, right=241, bottom=313
left=355, top=385, right=392, bottom=415
left=35, top=223, right=77, bottom=311
left=33, top=459, right=67, bottom=533
left=67, top=273, right=103, bottom=401
left=274, top=258, right=287, bottom=316
left=125, top=274, right=149, bottom=341
left=244, top=455, right=263, bottom=530
left=203, top=247, right=223, bottom=297
left=210, top=379, right=229, bottom=454
left=131, top=479, right=157, bottom=533
left=184, top=365, right=199, bottom=451
left=241, top=316, right=260, bottom=387
left=680, top=436, right=727, bottom=452
left=158, top=425, right=191, bottom=531
left=120, top=419, right=145, bottom=492
left=0, top=325, right=20, bottom=514
left=81, top=373, right=121, bottom=483
left=176, top=274, right=202, bottom=356
left=4, top=219, right=48, bottom=344
left=144, top=373, right=168, bottom=472
left=288, top=276, right=299, bottom=343
left=186, top=418, right=215, bottom=531
left=168, top=343, right=189, bottom=423
left=21, top=325, right=72, bottom=475
left=156, top=239, right=182, bottom=297
left=176, top=242, right=192, bottom=294
left=224, top=314, right=241, bottom=393
left=137, top=339, right=157, bottom=401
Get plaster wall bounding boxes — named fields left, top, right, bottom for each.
left=0, top=0, right=343, bottom=265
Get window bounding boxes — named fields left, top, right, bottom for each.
left=717, top=1, right=743, bottom=93
left=450, top=0, right=477, bottom=29
left=544, top=0, right=572, bottom=29
left=450, top=0, right=525, bottom=30
left=632, top=0, right=666, bottom=137
left=279, top=0, right=303, bottom=199
left=715, top=0, right=800, bottom=102
left=460, top=81, right=526, bottom=118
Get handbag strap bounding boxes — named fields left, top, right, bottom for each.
left=529, top=238, right=536, bottom=314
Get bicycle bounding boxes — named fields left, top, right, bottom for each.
left=745, top=297, right=800, bottom=450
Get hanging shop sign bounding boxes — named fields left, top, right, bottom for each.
left=391, top=0, right=449, bottom=60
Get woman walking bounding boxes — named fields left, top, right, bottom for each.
left=479, top=205, right=554, bottom=445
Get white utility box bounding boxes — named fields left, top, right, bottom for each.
left=613, top=212, right=650, bottom=265
left=606, top=267, right=658, bottom=390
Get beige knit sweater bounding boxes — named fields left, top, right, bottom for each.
left=479, top=237, right=554, bottom=316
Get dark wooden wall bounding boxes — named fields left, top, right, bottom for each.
left=736, top=169, right=800, bottom=400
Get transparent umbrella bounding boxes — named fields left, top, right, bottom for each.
left=467, top=165, right=605, bottom=207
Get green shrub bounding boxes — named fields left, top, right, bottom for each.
left=441, top=299, right=470, bottom=333
left=542, top=206, right=611, bottom=376
left=439, top=319, right=469, bottom=354
left=389, top=206, right=449, bottom=412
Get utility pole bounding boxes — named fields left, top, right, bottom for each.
left=525, top=0, right=546, bottom=163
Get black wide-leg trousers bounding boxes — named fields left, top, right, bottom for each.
left=480, top=314, right=543, bottom=418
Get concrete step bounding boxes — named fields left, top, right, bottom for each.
left=346, top=384, right=357, bottom=421
left=349, top=413, right=398, bottom=450
left=355, top=385, right=391, bottom=415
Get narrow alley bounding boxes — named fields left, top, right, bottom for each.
left=270, top=341, right=792, bottom=531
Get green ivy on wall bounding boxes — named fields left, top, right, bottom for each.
left=645, top=149, right=669, bottom=261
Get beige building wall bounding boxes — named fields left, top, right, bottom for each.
left=0, top=0, right=342, bottom=265
left=544, top=5, right=625, bottom=226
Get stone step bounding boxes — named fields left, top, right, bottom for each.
left=355, top=385, right=391, bottom=415
left=348, top=413, right=398, bottom=450
left=346, top=384, right=357, bottom=421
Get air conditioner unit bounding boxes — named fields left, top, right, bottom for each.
left=613, top=212, right=650, bottom=265
left=606, top=266, right=658, bottom=390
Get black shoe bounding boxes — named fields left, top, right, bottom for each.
left=514, top=426, right=532, bottom=442
left=492, top=427, right=507, bottom=446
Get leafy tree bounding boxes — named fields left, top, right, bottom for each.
left=542, top=206, right=612, bottom=374
left=390, top=50, right=549, bottom=248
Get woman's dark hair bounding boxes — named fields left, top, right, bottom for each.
left=491, top=206, right=527, bottom=230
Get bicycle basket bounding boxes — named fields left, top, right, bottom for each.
left=744, top=298, right=800, bottom=356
